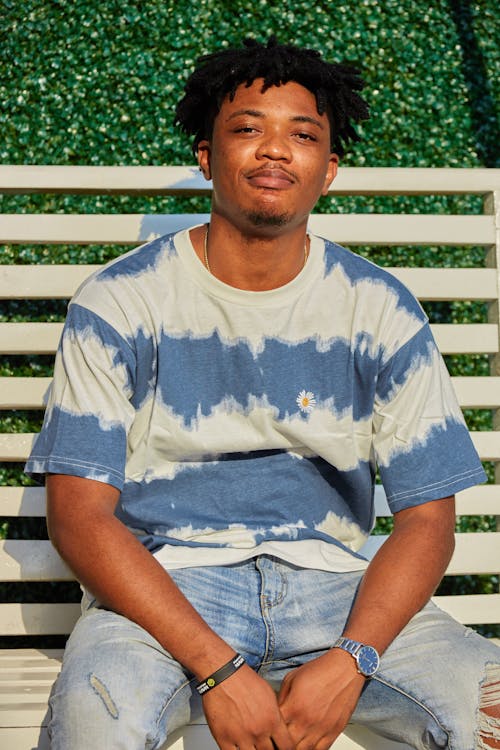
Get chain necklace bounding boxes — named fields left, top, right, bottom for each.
left=203, top=225, right=309, bottom=275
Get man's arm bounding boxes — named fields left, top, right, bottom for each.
left=47, top=474, right=292, bottom=750
left=277, top=496, right=456, bottom=749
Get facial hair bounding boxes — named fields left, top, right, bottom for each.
left=244, top=209, right=292, bottom=227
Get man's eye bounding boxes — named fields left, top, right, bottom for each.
left=235, top=126, right=256, bottom=133
left=296, top=132, right=316, bottom=141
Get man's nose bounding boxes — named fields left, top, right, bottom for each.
left=255, top=131, right=292, bottom=161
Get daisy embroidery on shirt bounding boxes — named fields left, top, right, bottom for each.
left=296, top=390, right=316, bottom=413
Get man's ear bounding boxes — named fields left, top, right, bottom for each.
left=197, top=140, right=212, bottom=181
left=321, top=153, right=339, bottom=196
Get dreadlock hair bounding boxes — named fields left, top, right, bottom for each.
left=175, top=36, right=369, bottom=158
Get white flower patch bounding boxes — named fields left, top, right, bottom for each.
left=296, top=390, right=316, bottom=413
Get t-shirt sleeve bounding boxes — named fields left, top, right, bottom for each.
left=373, top=322, right=486, bottom=513
left=24, top=303, right=136, bottom=490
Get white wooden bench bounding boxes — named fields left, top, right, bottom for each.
left=0, top=166, right=499, bottom=749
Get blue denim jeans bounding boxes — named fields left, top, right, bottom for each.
left=48, top=556, right=500, bottom=749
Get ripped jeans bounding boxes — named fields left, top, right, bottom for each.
left=48, top=556, right=500, bottom=749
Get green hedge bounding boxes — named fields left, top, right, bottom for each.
left=1, top=0, right=498, bottom=167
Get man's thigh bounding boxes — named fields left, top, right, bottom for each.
left=48, top=561, right=268, bottom=749
left=257, top=563, right=499, bottom=750
left=356, top=603, right=500, bottom=749
left=49, top=605, right=196, bottom=750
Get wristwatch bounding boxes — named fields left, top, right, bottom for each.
left=332, top=636, right=380, bottom=677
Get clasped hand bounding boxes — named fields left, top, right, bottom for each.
left=203, top=651, right=365, bottom=750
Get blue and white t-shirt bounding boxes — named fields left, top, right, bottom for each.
left=25, top=229, right=486, bottom=572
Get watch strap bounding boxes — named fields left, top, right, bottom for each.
left=333, top=636, right=362, bottom=656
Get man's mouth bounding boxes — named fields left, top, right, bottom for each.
left=245, top=167, right=296, bottom=190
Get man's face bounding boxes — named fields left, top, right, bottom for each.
left=197, top=79, right=338, bottom=234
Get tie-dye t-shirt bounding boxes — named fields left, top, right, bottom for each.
left=25, top=228, right=485, bottom=572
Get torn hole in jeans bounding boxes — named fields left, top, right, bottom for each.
left=477, top=663, right=500, bottom=749
left=89, top=673, right=119, bottom=720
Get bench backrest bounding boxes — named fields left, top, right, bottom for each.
left=1, top=165, right=499, bottom=639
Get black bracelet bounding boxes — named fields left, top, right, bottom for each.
left=196, top=653, right=246, bottom=695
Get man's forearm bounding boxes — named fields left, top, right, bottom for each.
left=341, top=496, right=456, bottom=654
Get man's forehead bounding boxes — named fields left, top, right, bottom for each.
left=217, top=78, right=326, bottom=120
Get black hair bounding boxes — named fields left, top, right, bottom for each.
left=175, top=36, right=369, bottom=157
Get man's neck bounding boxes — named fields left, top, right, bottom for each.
left=189, top=218, right=310, bottom=291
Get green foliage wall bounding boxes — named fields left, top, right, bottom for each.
left=1, top=0, right=498, bottom=167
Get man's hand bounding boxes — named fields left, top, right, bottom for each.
left=203, top=665, right=293, bottom=750
left=277, top=650, right=365, bottom=750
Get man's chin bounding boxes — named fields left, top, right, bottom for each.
left=245, top=209, right=292, bottom=228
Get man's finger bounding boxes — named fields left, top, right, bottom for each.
left=277, top=674, right=292, bottom=706
left=271, top=719, right=294, bottom=750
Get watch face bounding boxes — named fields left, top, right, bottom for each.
left=357, top=646, right=380, bottom=677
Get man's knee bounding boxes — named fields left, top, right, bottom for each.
left=48, top=660, right=191, bottom=749
left=48, top=670, right=125, bottom=748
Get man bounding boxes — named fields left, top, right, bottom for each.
left=26, top=37, right=499, bottom=749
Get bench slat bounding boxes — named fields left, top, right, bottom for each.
left=434, top=594, right=500, bottom=624
left=0, top=487, right=46, bottom=515
left=0, top=165, right=498, bottom=195
left=0, top=213, right=206, bottom=244
left=451, top=377, right=500, bottom=408
left=373, top=484, right=500, bottom=517
left=0, top=265, right=99, bottom=299
left=1, top=213, right=495, bottom=246
left=361, top=532, right=500, bottom=575
left=0, top=594, right=498, bottom=637
left=2, top=375, right=500, bottom=410
left=1, top=534, right=498, bottom=582
left=0, top=648, right=63, bottom=667
left=311, top=214, right=496, bottom=246
left=430, top=324, right=499, bottom=353
left=1, top=265, right=497, bottom=302
left=389, top=267, right=498, bottom=301
left=0, top=541, right=73, bottom=581
left=2, top=322, right=497, bottom=356
left=469, top=431, right=500, bottom=461
left=0, top=378, right=52, bottom=409
left=0, top=433, right=37, bottom=461
left=0, top=604, right=81, bottom=636
left=0, top=164, right=209, bottom=195
left=0, top=483, right=497, bottom=519
left=0, top=323, right=63, bottom=354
